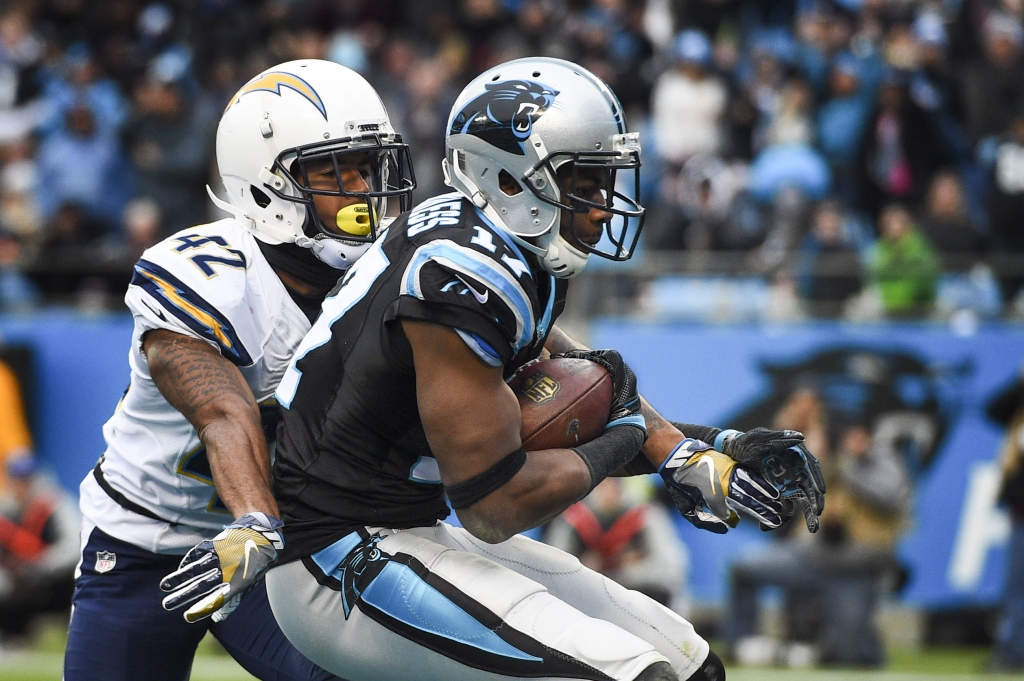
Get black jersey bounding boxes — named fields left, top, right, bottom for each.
left=273, top=192, right=568, bottom=561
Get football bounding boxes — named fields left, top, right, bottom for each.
left=508, top=357, right=613, bottom=450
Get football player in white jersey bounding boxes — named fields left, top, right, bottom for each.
left=63, top=59, right=415, bottom=681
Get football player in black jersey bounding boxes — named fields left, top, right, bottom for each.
left=263, top=57, right=824, bottom=681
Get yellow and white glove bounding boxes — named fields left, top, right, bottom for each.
left=160, top=512, right=283, bottom=623
left=659, top=439, right=785, bottom=534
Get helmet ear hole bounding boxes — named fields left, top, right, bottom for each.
left=498, top=169, right=523, bottom=196
left=251, top=186, right=272, bottom=208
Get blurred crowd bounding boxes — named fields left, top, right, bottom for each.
left=0, top=0, right=1020, bottom=320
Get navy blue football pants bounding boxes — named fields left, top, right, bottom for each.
left=64, top=526, right=340, bottom=681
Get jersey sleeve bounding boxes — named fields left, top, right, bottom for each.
left=395, top=237, right=537, bottom=367
left=125, top=226, right=264, bottom=366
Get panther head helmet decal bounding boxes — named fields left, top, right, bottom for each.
left=449, top=79, right=559, bottom=156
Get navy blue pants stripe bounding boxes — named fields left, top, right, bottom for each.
left=64, top=526, right=340, bottom=681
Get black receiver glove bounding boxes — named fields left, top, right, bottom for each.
left=715, top=427, right=806, bottom=461
left=552, top=349, right=644, bottom=429
left=716, top=428, right=826, bottom=532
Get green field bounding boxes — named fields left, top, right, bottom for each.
left=6, top=646, right=1021, bottom=681
left=9, top=621, right=1021, bottom=681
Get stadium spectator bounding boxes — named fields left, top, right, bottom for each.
left=35, top=102, right=130, bottom=229
left=867, top=202, right=939, bottom=318
left=544, top=477, right=689, bottom=610
left=0, top=137, right=39, bottom=238
left=118, top=197, right=161, bottom=265
left=0, top=356, right=32, bottom=491
left=958, top=12, right=1024, bottom=146
left=918, top=170, right=999, bottom=318
left=857, top=70, right=948, bottom=221
left=0, top=232, right=37, bottom=311
left=816, top=53, right=877, bottom=206
left=983, top=105, right=1024, bottom=303
left=0, top=455, right=79, bottom=642
left=123, top=55, right=216, bottom=236
left=651, top=29, right=727, bottom=166
left=28, top=202, right=107, bottom=302
left=643, top=154, right=752, bottom=255
left=725, top=422, right=911, bottom=668
left=796, top=199, right=864, bottom=318
left=908, top=13, right=969, bottom=164
left=38, top=43, right=128, bottom=141
left=917, top=170, right=986, bottom=269
left=987, top=367, right=1024, bottom=672
left=0, top=7, right=47, bottom=144
left=762, top=76, right=815, bottom=150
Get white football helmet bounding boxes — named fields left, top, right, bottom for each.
left=443, top=57, right=644, bottom=278
left=212, top=59, right=415, bottom=269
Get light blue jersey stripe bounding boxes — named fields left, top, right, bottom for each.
left=455, top=329, right=503, bottom=366
left=472, top=208, right=532, bottom=277
left=401, top=240, right=534, bottom=351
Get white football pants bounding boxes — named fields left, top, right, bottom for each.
left=266, top=522, right=708, bottom=681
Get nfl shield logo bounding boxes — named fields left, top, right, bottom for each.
left=95, top=551, right=116, bottom=573
left=521, top=373, right=560, bottom=404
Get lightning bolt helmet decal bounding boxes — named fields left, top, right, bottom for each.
left=228, top=71, right=328, bottom=120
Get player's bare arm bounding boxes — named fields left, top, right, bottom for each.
left=143, top=329, right=278, bottom=517
left=403, top=320, right=591, bottom=543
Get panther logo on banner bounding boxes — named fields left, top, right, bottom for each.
left=95, top=551, right=117, bottom=573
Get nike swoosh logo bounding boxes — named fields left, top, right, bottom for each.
left=142, top=300, right=168, bottom=322
left=242, top=539, right=259, bottom=580
left=455, top=276, right=489, bottom=304
left=697, top=456, right=718, bottom=492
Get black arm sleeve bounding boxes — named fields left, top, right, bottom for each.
left=620, top=453, right=658, bottom=476
left=670, top=422, right=722, bottom=446
left=572, top=425, right=645, bottom=494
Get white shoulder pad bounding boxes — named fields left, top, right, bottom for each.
left=126, top=219, right=269, bottom=366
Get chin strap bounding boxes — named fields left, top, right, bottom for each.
left=293, top=234, right=367, bottom=270
left=540, top=232, right=590, bottom=279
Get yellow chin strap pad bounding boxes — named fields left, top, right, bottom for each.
left=335, top=203, right=375, bottom=236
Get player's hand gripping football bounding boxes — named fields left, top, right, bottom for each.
left=160, top=512, right=284, bottom=623
left=659, top=439, right=786, bottom=534
left=718, top=429, right=827, bottom=532
left=551, top=349, right=646, bottom=433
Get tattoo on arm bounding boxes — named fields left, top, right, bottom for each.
left=143, top=330, right=258, bottom=430
left=143, top=329, right=277, bottom=517
left=544, top=326, right=584, bottom=355
left=641, top=397, right=671, bottom=437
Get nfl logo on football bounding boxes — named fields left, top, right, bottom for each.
left=95, top=551, right=116, bottom=573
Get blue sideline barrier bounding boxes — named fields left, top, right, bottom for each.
left=0, top=311, right=134, bottom=496
left=593, top=320, right=1024, bottom=609
left=1, top=311, right=1020, bottom=609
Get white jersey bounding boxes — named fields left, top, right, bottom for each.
left=80, top=218, right=318, bottom=554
